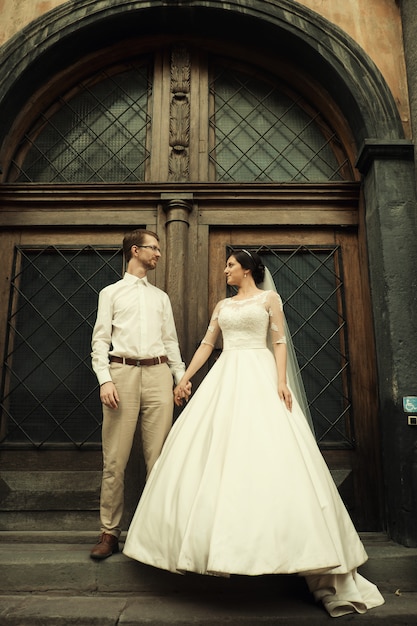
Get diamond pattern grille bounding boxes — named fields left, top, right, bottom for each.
left=210, top=67, right=352, bottom=182
left=0, top=246, right=123, bottom=448
left=10, top=63, right=152, bottom=183
left=227, top=245, right=353, bottom=447
left=7, top=58, right=350, bottom=184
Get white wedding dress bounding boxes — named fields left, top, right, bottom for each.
left=124, top=291, right=384, bottom=617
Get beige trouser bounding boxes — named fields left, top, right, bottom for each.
left=99, top=361, right=173, bottom=537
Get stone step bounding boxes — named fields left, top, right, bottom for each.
left=1, top=590, right=417, bottom=625
left=0, top=533, right=417, bottom=624
left=1, top=532, right=416, bottom=593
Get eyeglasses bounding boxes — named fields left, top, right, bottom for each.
left=136, top=245, right=161, bottom=253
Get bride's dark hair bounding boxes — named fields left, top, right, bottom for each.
left=233, top=249, right=265, bottom=285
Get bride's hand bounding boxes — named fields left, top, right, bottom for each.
left=174, top=381, right=192, bottom=406
left=278, top=382, right=292, bottom=412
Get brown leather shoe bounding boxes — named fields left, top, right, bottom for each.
left=90, top=532, right=119, bottom=560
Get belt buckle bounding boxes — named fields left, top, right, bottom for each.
left=136, top=359, right=141, bottom=367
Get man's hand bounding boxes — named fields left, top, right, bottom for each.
left=100, top=381, right=119, bottom=409
left=174, top=381, right=192, bottom=406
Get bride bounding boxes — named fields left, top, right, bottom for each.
left=123, top=249, right=384, bottom=617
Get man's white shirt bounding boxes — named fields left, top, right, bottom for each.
left=92, top=272, right=185, bottom=386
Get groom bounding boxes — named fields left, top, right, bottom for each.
left=90, top=228, right=189, bottom=559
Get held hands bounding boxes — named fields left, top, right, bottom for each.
left=279, top=381, right=292, bottom=412
left=100, top=381, right=120, bottom=409
left=174, top=381, right=192, bottom=406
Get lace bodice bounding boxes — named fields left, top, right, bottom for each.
left=201, top=290, right=286, bottom=350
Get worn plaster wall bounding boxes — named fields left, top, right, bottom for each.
left=302, top=0, right=409, bottom=135
left=0, top=0, right=410, bottom=137
left=0, top=0, right=65, bottom=44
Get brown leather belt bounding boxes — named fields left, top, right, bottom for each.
left=110, top=355, right=168, bottom=367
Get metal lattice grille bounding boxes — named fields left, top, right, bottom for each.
left=0, top=246, right=123, bottom=448
left=10, top=62, right=152, bottom=183
left=227, top=245, right=353, bottom=447
left=210, top=67, right=352, bottom=182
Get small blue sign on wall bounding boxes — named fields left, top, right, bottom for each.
left=403, top=397, right=417, bottom=413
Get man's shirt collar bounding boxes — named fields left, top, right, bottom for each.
left=123, top=272, right=149, bottom=286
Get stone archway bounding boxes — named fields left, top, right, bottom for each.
left=0, top=0, right=406, bottom=150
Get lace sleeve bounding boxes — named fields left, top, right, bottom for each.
left=267, top=291, right=286, bottom=345
left=201, top=300, right=222, bottom=347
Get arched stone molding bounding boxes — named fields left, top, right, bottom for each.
left=0, top=0, right=406, bottom=150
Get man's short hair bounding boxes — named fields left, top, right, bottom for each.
left=123, top=229, right=159, bottom=262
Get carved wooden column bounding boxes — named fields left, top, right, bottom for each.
left=168, top=44, right=190, bottom=182
left=162, top=195, right=193, bottom=350
left=162, top=45, right=193, bottom=350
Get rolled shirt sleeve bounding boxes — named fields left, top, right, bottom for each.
left=91, top=288, right=114, bottom=386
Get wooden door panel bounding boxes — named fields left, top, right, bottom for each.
left=0, top=229, right=129, bottom=531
